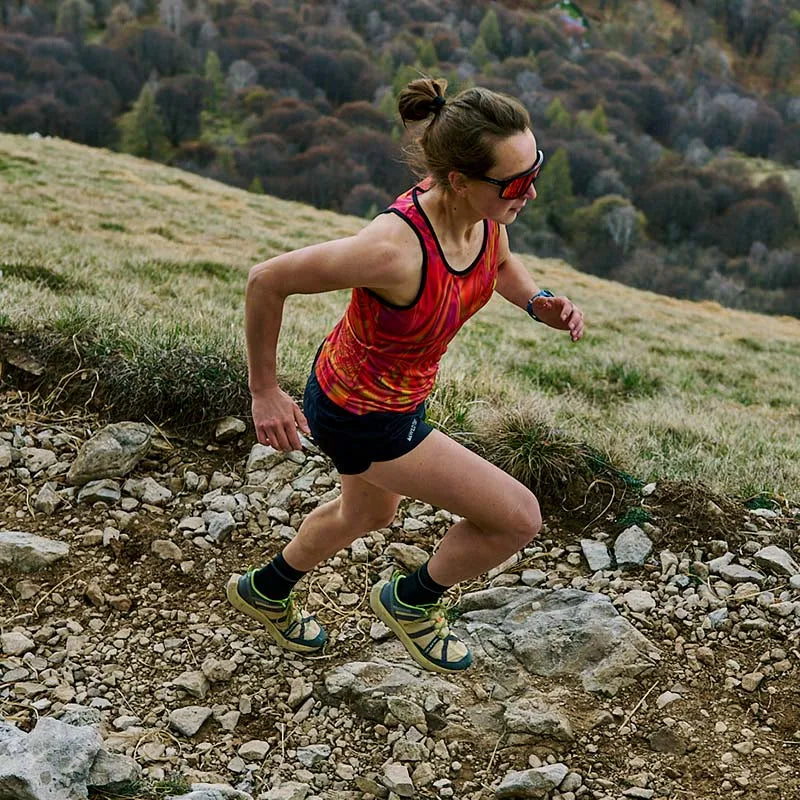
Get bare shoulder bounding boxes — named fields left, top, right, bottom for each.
left=353, top=212, right=424, bottom=285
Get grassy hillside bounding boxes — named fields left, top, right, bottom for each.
left=2, top=133, right=799, bottom=500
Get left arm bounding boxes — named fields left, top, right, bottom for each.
left=494, top=226, right=585, bottom=342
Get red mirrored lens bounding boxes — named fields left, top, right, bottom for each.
left=500, top=172, right=537, bottom=199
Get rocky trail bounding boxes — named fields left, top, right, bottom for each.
left=1, top=389, right=799, bottom=800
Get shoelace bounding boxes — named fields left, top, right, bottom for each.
left=427, top=604, right=451, bottom=640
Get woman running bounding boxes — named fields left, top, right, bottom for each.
left=227, top=77, right=585, bottom=674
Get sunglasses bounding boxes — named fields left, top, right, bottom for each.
left=475, top=149, right=545, bottom=199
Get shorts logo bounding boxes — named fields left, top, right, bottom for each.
left=407, top=418, right=418, bottom=442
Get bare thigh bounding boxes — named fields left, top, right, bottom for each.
left=360, top=429, right=539, bottom=535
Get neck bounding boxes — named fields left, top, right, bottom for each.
left=421, top=184, right=483, bottom=243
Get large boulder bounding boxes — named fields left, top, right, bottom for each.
left=458, top=587, right=659, bottom=695
left=323, top=659, right=462, bottom=728
left=67, top=422, right=152, bottom=486
left=0, top=716, right=102, bottom=800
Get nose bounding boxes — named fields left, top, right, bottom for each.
left=525, top=184, right=537, bottom=200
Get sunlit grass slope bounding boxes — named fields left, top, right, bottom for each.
left=1, top=133, right=799, bottom=499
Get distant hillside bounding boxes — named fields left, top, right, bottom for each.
left=2, top=132, right=800, bottom=501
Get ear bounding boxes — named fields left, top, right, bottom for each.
left=448, top=170, right=469, bottom=196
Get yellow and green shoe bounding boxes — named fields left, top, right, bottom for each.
left=369, top=572, right=472, bottom=674
left=226, top=570, right=327, bottom=654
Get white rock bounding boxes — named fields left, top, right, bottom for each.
left=238, top=739, right=270, bottom=760
left=169, top=706, right=212, bottom=736
left=0, top=530, right=69, bottom=572
left=753, top=545, right=799, bottom=577
left=623, top=589, right=656, bottom=613
left=215, top=416, right=246, bottom=442
left=1, top=631, right=35, bottom=655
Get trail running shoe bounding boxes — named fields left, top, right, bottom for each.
left=369, top=572, right=472, bottom=674
left=226, top=571, right=327, bottom=654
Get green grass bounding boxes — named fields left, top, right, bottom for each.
left=1, top=132, right=799, bottom=499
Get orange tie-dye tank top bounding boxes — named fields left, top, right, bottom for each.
left=314, top=181, right=501, bottom=414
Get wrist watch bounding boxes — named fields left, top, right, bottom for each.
left=526, top=289, right=554, bottom=322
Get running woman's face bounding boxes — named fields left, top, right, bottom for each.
left=472, top=129, right=540, bottom=224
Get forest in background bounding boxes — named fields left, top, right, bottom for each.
left=2, top=0, right=799, bottom=316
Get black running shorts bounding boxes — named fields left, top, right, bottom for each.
left=302, top=366, right=433, bottom=475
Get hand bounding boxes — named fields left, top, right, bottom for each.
left=251, top=386, right=310, bottom=451
left=532, top=294, right=585, bottom=341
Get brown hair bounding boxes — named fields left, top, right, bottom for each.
left=398, top=77, right=532, bottom=189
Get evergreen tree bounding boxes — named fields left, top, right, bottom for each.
left=530, top=147, right=575, bottom=235
left=56, top=0, right=95, bottom=41
left=203, top=50, right=225, bottom=113
left=545, top=97, right=572, bottom=133
left=470, top=35, right=490, bottom=68
left=478, top=8, right=502, bottom=57
left=118, top=83, right=169, bottom=160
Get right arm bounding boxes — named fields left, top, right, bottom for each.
left=246, top=217, right=418, bottom=451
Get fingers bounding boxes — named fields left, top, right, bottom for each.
left=558, top=297, right=585, bottom=341
left=294, top=405, right=311, bottom=436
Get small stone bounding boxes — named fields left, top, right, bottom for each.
left=581, top=539, right=611, bottom=572
left=296, top=744, right=331, bottom=768
left=123, top=476, right=172, bottom=506
left=260, top=782, right=309, bottom=800
left=1, top=631, right=35, bottom=655
left=385, top=542, right=429, bottom=571
left=215, top=416, right=247, bottom=442
left=34, top=483, right=60, bottom=514
left=696, top=646, right=715, bottom=666
left=169, top=705, right=212, bottom=736
left=623, top=789, right=654, bottom=799
left=614, top=526, right=653, bottom=567
left=623, top=589, right=656, bottom=613
left=151, top=539, right=182, bottom=561
left=741, top=672, right=764, bottom=692
left=238, top=739, right=270, bottom=760
left=648, top=726, right=686, bottom=755
left=656, top=691, right=681, bottom=709
left=719, top=564, right=765, bottom=586
left=753, top=545, right=799, bottom=577
left=383, top=763, right=414, bottom=797
left=521, top=569, right=547, bottom=586
left=173, top=670, right=210, bottom=699
left=77, top=479, right=121, bottom=505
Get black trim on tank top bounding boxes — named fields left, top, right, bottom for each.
left=412, top=186, right=488, bottom=277
left=365, top=208, right=428, bottom=310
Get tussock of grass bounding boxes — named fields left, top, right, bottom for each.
left=10, top=319, right=250, bottom=429
left=470, top=406, right=639, bottom=505
left=1, top=261, right=83, bottom=293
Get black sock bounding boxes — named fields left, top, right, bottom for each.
left=252, top=551, right=306, bottom=601
left=396, top=561, right=450, bottom=607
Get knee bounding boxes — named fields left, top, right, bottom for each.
left=505, top=491, right=542, bottom=547
left=343, top=504, right=397, bottom=534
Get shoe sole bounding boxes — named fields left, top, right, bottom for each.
left=226, top=574, right=324, bottom=654
left=369, top=581, right=468, bottom=675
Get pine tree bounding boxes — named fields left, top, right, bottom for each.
left=118, top=83, right=169, bottom=160
left=529, top=147, right=575, bottom=235
left=545, top=97, right=572, bottom=133
left=478, top=8, right=502, bottom=57
left=204, top=50, right=225, bottom=113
